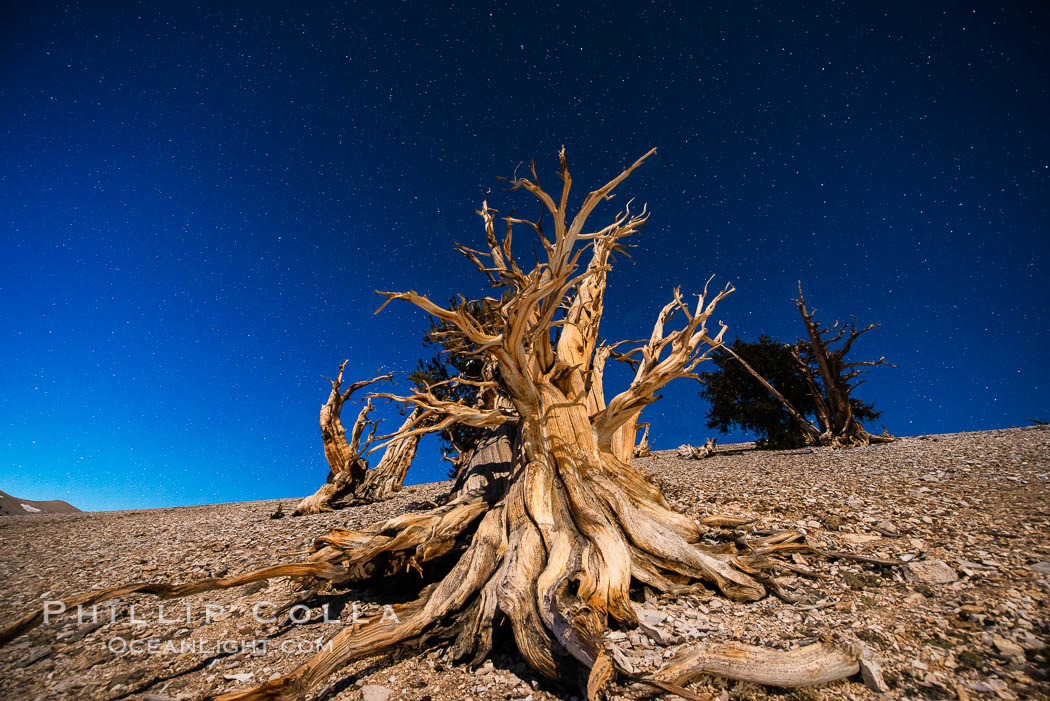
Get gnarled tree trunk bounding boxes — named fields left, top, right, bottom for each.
left=447, top=424, right=514, bottom=502
left=293, top=367, right=393, bottom=516
left=350, top=409, right=422, bottom=504
left=793, top=284, right=896, bottom=448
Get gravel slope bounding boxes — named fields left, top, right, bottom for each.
left=0, top=426, right=1047, bottom=700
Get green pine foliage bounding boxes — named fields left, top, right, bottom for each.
left=408, top=297, right=503, bottom=473
left=699, top=335, right=880, bottom=449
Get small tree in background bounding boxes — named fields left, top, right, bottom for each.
left=701, top=334, right=883, bottom=449
left=408, top=297, right=504, bottom=474
left=700, top=335, right=818, bottom=449
left=702, top=285, right=894, bottom=449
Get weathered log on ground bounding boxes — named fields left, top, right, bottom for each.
left=677, top=437, right=717, bottom=459
left=656, top=640, right=862, bottom=688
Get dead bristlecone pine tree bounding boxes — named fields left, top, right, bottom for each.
left=632, top=422, right=651, bottom=457
left=293, top=364, right=424, bottom=515
left=791, top=283, right=896, bottom=447
left=1, top=149, right=890, bottom=700
left=721, top=284, right=896, bottom=449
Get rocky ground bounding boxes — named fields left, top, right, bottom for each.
left=1, top=426, right=1048, bottom=701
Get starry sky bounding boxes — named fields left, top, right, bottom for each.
left=2, top=2, right=1047, bottom=511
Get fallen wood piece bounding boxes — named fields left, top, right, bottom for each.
left=818, top=549, right=903, bottom=566
left=753, top=541, right=902, bottom=567
left=753, top=529, right=806, bottom=545
left=699, top=515, right=755, bottom=528
left=656, top=640, right=861, bottom=689
left=603, top=650, right=714, bottom=701
left=771, top=559, right=829, bottom=580
left=740, top=565, right=802, bottom=604
left=677, top=438, right=717, bottom=459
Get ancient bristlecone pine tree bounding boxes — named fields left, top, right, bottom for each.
left=293, top=364, right=422, bottom=515
left=792, top=284, right=895, bottom=447
left=723, top=284, right=896, bottom=449
left=1, top=150, right=888, bottom=699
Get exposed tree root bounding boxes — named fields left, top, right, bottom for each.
left=656, top=640, right=862, bottom=688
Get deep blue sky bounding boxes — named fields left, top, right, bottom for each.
left=2, top=2, right=1047, bottom=511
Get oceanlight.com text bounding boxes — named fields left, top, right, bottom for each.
left=106, top=637, right=335, bottom=656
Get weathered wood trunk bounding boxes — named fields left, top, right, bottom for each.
left=293, top=401, right=370, bottom=515
left=793, top=284, right=896, bottom=448
left=294, top=368, right=395, bottom=516
left=448, top=425, right=514, bottom=502
left=349, top=411, right=422, bottom=504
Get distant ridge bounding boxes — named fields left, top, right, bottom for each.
left=0, top=489, right=81, bottom=515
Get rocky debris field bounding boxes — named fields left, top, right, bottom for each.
left=0, top=426, right=1047, bottom=700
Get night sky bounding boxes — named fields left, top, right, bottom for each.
left=2, top=2, right=1047, bottom=511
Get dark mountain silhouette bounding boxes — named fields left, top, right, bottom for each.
left=0, top=490, right=81, bottom=516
